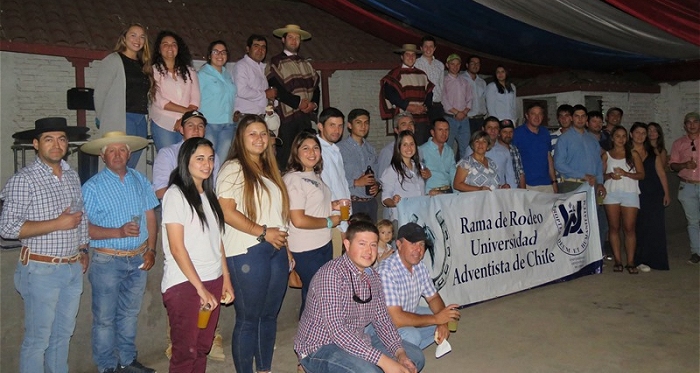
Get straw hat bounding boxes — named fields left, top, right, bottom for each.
left=393, top=44, right=422, bottom=55
left=81, top=131, right=148, bottom=155
left=273, top=24, right=311, bottom=40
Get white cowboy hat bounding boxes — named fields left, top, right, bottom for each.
left=80, top=131, right=148, bottom=155
left=273, top=24, right=312, bottom=40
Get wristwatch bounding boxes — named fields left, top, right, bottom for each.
left=257, top=225, right=267, bottom=243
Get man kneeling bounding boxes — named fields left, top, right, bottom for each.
left=294, top=221, right=424, bottom=372
left=378, top=222, right=460, bottom=350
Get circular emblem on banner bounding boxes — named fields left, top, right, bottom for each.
left=412, top=210, right=451, bottom=291
left=552, top=192, right=590, bottom=256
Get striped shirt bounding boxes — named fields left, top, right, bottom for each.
left=377, top=251, right=436, bottom=312
left=294, top=254, right=403, bottom=364
left=0, top=159, right=88, bottom=256
left=508, top=144, right=526, bottom=184
left=82, top=168, right=159, bottom=249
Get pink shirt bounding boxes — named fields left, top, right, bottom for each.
left=442, top=73, right=473, bottom=113
left=150, top=66, right=200, bottom=131
left=670, top=135, right=700, bottom=181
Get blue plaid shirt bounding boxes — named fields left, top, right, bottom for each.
left=377, top=250, right=436, bottom=313
left=508, top=144, right=525, bottom=184
left=82, top=168, right=159, bottom=249
left=0, top=159, right=89, bottom=256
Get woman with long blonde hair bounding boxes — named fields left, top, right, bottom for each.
left=216, top=114, right=290, bottom=373
left=94, top=23, right=154, bottom=167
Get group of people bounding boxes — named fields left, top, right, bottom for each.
left=2, top=21, right=697, bottom=373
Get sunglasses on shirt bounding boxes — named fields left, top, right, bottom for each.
left=350, top=270, right=372, bottom=304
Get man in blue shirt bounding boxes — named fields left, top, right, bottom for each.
left=81, top=132, right=160, bottom=373
left=337, top=108, right=380, bottom=222
left=554, top=105, right=606, bottom=198
left=512, top=103, right=558, bottom=193
left=418, top=118, right=456, bottom=194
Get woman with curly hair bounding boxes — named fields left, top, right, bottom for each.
left=94, top=23, right=153, bottom=167
left=150, top=30, right=200, bottom=150
left=602, top=125, right=645, bottom=274
left=216, top=115, right=291, bottom=373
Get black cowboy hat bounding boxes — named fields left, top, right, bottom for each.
left=13, top=117, right=89, bottom=141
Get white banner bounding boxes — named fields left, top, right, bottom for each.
left=397, top=184, right=602, bottom=307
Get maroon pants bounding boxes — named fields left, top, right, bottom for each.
left=163, top=277, right=223, bottom=373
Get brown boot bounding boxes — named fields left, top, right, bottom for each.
left=208, top=331, right=225, bottom=361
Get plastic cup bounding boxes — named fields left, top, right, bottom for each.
left=596, top=193, right=604, bottom=205
left=448, top=319, right=458, bottom=333
left=197, top=304, right=212, bottom=329
left=339, top=199, right=351, bottom=221
left=132, top=215, right=141, bottom=226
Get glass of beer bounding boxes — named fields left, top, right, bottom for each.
left=339, top=199, right=351, bottom=221
left=448, top=318, right=458, bottom=332
left=197, top=303, right=212, bottom=329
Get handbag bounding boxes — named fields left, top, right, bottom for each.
left=67, top=87, right=95, bottom=110
left=288, top=269, right=302, bottom=289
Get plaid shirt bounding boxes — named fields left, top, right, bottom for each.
left=82, top=168, right=159, bottom=249
left=294, top=254, right=403, bottom=364
left=509, top=144, right=525, bottom=183
left=0, top=159, right=88, bottom=256
left=377, top=251, right=436, bottom=312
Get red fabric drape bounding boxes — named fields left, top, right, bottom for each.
left=604, top=0, right=700, bottom=46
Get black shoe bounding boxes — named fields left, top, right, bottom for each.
left=119, top=360, right=156, bottom=373
left=689, top=254, right=700, bottom=264
left=103, top=369, right=118, bottom=373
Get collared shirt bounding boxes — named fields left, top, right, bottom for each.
left=465, top=142, right=517, bottom=186
left=485, top=82, right=517, bottom=122
left=232, top=54, right=269, bottom=115
left=377, top=251, right=436, bottom=313
left=377, top=140, right=395, bottom=178
left=318, top=135, right=351, bottom=232
left=670, top=134, right=700, bottom=182
left=198, top=63, right=236, bottom=124
left=82, top=168, right=159, bottom=249
left=380, top=162, right=425, bottom=221
left=0, top=159, right=88, bottom=256
left=414, top=56, right=444, bottom=102
left=512, top=125, right=553, bottom=186
left=554, top=129, right=604, bottom=184
left=419, top=138, right=456, bottom=191
left=442, top=73, right=472, bottom=113
left=462, top=72, right=487, bottom=117
left=152, top=141, right=221, bottom=193
left=150, top=65, right=200, bottom=130
left=294, top=254, right=403, bottom=364
left=337, top=136, right=379, bottom=198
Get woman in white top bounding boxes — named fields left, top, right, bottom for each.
left=150, top=30, right=200, bottom=151
left=485, top=65, right=517, bottom=123
left=94, top=23, right=153, bottom=168
left=216, top=114, right=290, bottom=373
left=161, top=137, right=233, bottom=372
left=381, top=130, right=429, bottom=222
left=602, top=125, right=645, bottom=274
left=283, top=130, right=341, bottom=316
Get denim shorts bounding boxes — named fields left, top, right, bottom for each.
left=603, top=191, right=639, bottom=208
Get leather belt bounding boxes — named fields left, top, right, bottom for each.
left=680, top=177, right=700, bottom=184
left=469, top=114, right=485, bottom=119
left=93, top=242, right=148, bottom=257
left=562, top=178, right=586, bottom=183
left=20, top=246, right=81, bottom=265
left=351, top=195, right=374, bottom=202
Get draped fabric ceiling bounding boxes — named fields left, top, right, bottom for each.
left=303, top=0, right=699, bottom=78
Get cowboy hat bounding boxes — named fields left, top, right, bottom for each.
left=80, top=131, right=148, bottom=155
left=272, top=24, right=311, bottom=40
left=13, top=117, right=89, bottom=141
left=393, top=44, right=422, bottom=55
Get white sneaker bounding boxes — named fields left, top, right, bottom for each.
left=637, top=264, right=651, bottom=273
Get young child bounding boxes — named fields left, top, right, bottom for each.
left=376, top=219, right=395, bottom=264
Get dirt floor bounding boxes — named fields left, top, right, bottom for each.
left=148, top=229, right=698, bottom=373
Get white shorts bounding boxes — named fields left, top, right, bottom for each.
left=603, top=191, right=639, bottom=208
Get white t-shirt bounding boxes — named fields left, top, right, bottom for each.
left=216, top=160, right=285, bottom=256
left=161, top=186, right=223, bottom=293
left=283, top=171, right=332, bottom=252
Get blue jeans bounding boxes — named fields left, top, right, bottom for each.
left=88, top=252, right=147, bottom=372
left=204, top=122, right=236, bottom=162
left=397, top=306, right=437, bottom=350
left=14, top=261, right=83, bottom=373
left=151, top=120, right=182, bottom=151
left=291, top=241, right=333, bottom=317
left=597, top=202, right=609, bottom=250
left=125, top=113, right=148, bottom=168
left=227, top=242, right=289, bottom=373
left=446, top=116, right=471, bottom=159
left=678, top=181, right=700, bottom=254
left=300, top=338, right=424, bottom=373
